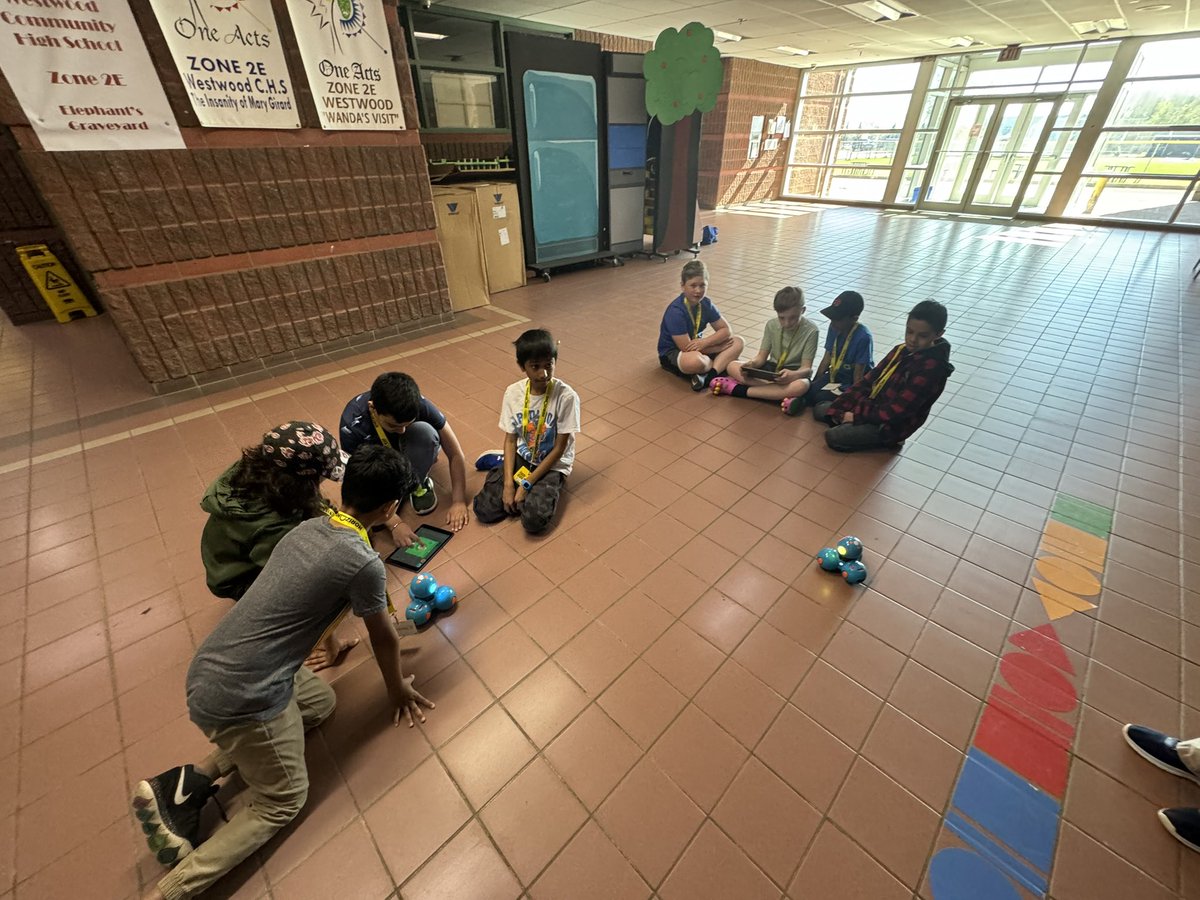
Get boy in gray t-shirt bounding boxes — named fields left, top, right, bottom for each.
left=131, top=445, right=433, bottom=900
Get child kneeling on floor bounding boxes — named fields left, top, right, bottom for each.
left=132, top=444, right=434, bottom=900
left=816, top=300, right=954, bottom=452
left=473, top=328, right=581, bottom=534
left=710, top=286, right=818, bottom=404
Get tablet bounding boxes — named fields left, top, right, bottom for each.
left=743, top=366, right=782, bottom=381
left=385, top=525, right=454, bottom=571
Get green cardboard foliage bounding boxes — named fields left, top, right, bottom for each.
left=643, top=22, right=723, bottom=125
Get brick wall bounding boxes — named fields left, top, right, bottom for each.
left=0, top=0, right=450, bottom=387
left=0, top=126, right=86, bottom=325
left=698, top=58, right=801, bottom=208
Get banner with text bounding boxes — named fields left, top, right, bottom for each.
left=148, top=0, right=299, bottom=128
left=0, top=0, right=184, bottom=151
left=287, top=0, right=404, bottom=131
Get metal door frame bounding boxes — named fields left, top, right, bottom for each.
left=919, top=93, right=1064, bottom=216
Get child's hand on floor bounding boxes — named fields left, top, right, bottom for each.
left=446, top=501, right=470, bottom=532
left=391, top=673, right=435, bottom=728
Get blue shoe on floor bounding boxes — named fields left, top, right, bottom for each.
left=1122, top=724, right=1200, bottom=782
left=1159, top=808, right=1200, bottom=853
left=475, top=450, right=504, bottom=471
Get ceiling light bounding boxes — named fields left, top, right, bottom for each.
left=843, top=0, right=917, bottom=23
left=773, top=46, right=812, bottom=56
left=933, top=35, right=978, bottom=48
left=414, top=31, right=448, bottom=40
left=1136, top=3, right=1172, bottom=9
left=713, top=30, right=743, bottom=42
left=1072, top=18, right=1128, bottom=34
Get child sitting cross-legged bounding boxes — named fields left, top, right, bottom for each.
left=657, top=259, right=745, bottom=391
left=709, top=286, right=818, bottom=405
left=816, top=300, right=954, bottom=452
left=784, top=289, right=874, bottom=416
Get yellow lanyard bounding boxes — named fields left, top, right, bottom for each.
left=522, top=378, right=555, bottom=464
left=776, top=324, right=804, bottom=370
left=869, top=345, right=905, bottom=399
left=687, top=300, right=703, bottom=339
left=828, top=323, right=858, bottom=379
left=368, top=406, right=393, bottom=449
left=326, top=510, right=395, bottom=614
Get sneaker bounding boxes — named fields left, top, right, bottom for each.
left=1123, top=724, right=1200, bottom=782
left=1159, top=808, right=1200, bottom=852
left=410, top=476, right=438, bottom=516
left=131, top=765, right=216, bottom=866
left=474, top=450, right=504, bottom=471
left=691, top=372, right=711, bottom=392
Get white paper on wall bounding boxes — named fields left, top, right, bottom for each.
left=148, top=0, right=299, bottom=128
left=0, top=0, right=184, bottom=150
left=286, top=0, right=405, bottom=131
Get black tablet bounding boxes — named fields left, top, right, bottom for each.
left=385, top=524, right=454, bottom=571
left=743, top=366, right=783, bottom=381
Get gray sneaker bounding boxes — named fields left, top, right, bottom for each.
left=411, top=477, right=438, bottom=516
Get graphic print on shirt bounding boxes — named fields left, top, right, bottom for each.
left=514, top=397, right=557, bottom=465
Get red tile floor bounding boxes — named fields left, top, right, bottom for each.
left=0, top=202, right=1197, bottom=900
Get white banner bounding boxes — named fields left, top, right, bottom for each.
left=148, top=0, right=299, bottom=129
left=286, top=0, right=404, bottom=131
left=0, top=0, right=184, bottom=151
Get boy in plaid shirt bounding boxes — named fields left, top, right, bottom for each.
left=815, top=300, right=953, bottom=452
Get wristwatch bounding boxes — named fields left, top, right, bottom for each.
left=520, top=478, right=533, bottom=491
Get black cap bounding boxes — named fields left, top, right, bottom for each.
left=820, top=291, right=864, bottom=320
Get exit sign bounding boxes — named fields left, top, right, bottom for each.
left=999, top=44, right=1021, bottom=61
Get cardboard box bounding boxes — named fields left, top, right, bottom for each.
left=431, top=186, right=489, bottom=311
left=461, top=182, right=526, bottom=293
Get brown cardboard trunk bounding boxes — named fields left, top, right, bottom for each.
left=462, top=182, right=526, bottom=293
left=431, top=186, right=490, bottom=311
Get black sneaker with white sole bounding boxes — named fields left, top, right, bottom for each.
left=1123, top=724, right=1200, bottom=783
left=410, top=476, right=438, bottom=516
left=691, top=372, right=711, bottom=392
left=131, top=764, right=217, bottom=866
left=1159, top=808, right=1200, bottom=853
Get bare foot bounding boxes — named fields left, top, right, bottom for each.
left=304, top=633, right=360, bottom=672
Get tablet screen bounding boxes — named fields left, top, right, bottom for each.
left=386, top=525, right=454, bottom=571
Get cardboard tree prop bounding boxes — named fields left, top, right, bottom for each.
left=643, top=24, right=722, bottom=253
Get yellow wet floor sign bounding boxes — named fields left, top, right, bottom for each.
left=16, top=244, right=97, bottom=323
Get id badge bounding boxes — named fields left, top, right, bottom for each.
left=513, top=465, right=531, bottom=486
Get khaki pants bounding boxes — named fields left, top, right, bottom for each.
left=158, top=668, right=336, bottom=900
left=1180, top=739, right=1200, bottom=773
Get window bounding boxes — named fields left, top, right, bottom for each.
left=785, top=61, right=920, bottom=203
left=1065, top=37, right=1200, bottom=224
left=399, top=6, right=568, bottom=132
left=419, top=71, right=501, bottom=128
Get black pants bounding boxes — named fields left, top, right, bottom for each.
left=473, top=467, right=566, bottom=534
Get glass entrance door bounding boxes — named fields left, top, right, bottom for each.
left=920, top=96, right=1061, bottom=215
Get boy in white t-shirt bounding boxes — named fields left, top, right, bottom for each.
left=473, top=328, right=581, bottom=534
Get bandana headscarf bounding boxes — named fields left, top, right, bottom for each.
left=260, top=422, right=348, bottom=482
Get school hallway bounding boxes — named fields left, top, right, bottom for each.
left=1, top=202, right=1198, bottom=900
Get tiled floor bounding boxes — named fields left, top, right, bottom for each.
left=1, top=203, right=1198, bottom=900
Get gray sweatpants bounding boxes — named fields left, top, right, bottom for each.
left=473, top=467, right=566, bottom=534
